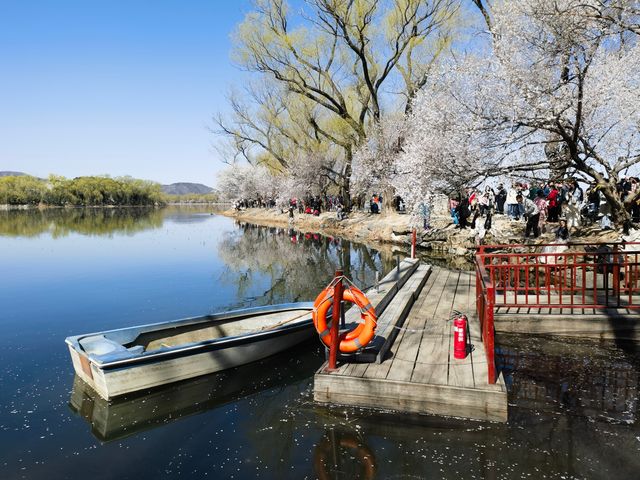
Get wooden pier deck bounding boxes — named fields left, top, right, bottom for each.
left=493, top=305, right=640, bottom=341
left=314, top=265, right=508, bottom=423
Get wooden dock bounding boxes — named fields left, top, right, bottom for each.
left=314, top=265, right=508, bottom=423
left=476, top=242, right=640, bottom=342
left=493, top=305, right=640, bottom=341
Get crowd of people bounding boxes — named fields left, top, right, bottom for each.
left=233, top=176, right=640, bottom=242
left=448, top=178, right=625, bottom=242
left=287, top=193, right=405, bottom=221
left=234, top=197, right=277, bottom=210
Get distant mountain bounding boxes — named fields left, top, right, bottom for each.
left=161, top=182, right=214, bottom=195
left=0, top=171, right=29, bottom=177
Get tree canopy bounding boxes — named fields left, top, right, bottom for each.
left=215, top=0, right=460, bottom=203
left=0, top=175, right=165, bottom=207
left=216, top=0, right=640, bottom=226
left=399, top=0, right=640, bottom=222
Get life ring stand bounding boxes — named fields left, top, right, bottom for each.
left=312, top=277, right=377, bottom=353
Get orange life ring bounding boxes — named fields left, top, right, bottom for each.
left=312, top=284, right=377, bottom=353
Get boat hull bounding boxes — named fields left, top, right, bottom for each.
left=66, top=303, right=315, bottom=399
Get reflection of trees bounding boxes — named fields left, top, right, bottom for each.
left=0, top=208, right=164, bottom=238
left=217, top=223, right=396, bottom=306
left=497, top=334, right=639, bottom=424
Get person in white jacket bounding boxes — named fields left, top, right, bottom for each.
left=506, top=184, right=519, bottom=220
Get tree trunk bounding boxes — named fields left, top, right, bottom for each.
left=341, top=150, right=353, bottom=210
left=600, top=181, right=632, bottom=227
left=544, top=135, right=570, bottom=181
left=381, top=186, right=396, bottom=216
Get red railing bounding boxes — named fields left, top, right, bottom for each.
left=475, top=241, right=640, bottom=384
left=475, top=256, right=496, bottom=384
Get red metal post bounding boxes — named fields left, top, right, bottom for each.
left=327, top=270, right=343, bottom=371
left=613, top=245, right=621, bottom=304
left=411, top=229, right=417, bottom=259
left=486, top=283, right=496, bottom=384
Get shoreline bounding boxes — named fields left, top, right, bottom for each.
left=218, top=207, right=631, bottom=257
left=217, top=207, right=471, bottom=256
left=0, top=202, right=231, bottom=211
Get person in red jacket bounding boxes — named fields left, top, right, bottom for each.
left=546, top=182, right=560, bottom=222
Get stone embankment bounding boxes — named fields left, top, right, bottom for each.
left=221, top=207, right=480, bottom=257
left=221, top=207, right=631, bottom=258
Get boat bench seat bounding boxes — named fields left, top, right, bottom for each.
left=80, top=335, right=144, bottom=363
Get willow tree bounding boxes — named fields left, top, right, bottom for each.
left=217, top=0, right=459, bottom=205
left=215, top=77, right=351, bottom=197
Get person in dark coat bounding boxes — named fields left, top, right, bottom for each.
left=495, top=183, right=507, bottom=214
left=517, top=194, right=540, bottom=238
left=555, top=219, right=569, bottom=241
left=455, top=196, right=471, bottom=229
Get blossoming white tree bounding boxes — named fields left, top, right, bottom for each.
left=351, top=114, right=408, bottom=211
left=217, top=164, right=279, bottom=203
left=399, top=0, right=640, bottom=225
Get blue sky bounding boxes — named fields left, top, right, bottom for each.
left=0, top=0, right=254, bottom=185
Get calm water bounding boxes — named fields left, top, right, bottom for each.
left=1, top=207, right=639, bottom=479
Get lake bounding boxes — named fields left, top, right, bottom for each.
left=1, top=207, right=639, bottom=479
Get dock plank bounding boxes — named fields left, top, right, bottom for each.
left=385, top=266, right=441, bottom=382
left=314, top=373, right=508, bottom=423
left=448, top=271, right=475, bottom=389
left=375, top=265, right=431, bottom=362
left=362, top=265, right=432, bottom=379
left=411, top=269, right=457, bottom=386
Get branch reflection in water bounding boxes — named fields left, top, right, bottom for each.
left=216, top=222, right=399, bottom=307
left=498, top=334, right=640, bottom=424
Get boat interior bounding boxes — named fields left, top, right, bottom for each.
left=138, top=309, right=311, bottom=351
left=69, top=305, right=313, bottom=364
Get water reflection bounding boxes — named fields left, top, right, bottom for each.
left=0, top=207, right=164, bottom=237
left=217, top=222, right=398, bottom=306
left=301, top=402, right=640, bottom=479
left=497, top=334, right=639, bottom=424
left=4, top=206, right=640, bottom=479
left=314, top=429, right=376, bottom=480
left=69, top=342, right=323, bottom=442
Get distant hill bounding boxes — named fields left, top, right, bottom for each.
left=0, top=171, right=28, bottom=177
left=161, top=182, right=214, bottom=195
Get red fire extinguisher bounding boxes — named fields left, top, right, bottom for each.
left=453, top=314, right=468, bottom=359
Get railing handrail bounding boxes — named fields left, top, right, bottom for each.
left=478, top=241, right=640, bottom=251
left=475, top=253, right=496, bottom=384
left=473, top=241, right=640, bottom=385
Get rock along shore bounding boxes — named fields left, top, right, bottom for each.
left=219, top=207, right=629, bottom=259
left=218, top=207, right=480, bottom=258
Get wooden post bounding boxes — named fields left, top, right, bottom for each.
left=327, top=270, right=343, bottom=372
left=411, top=228, right=417, bottom=259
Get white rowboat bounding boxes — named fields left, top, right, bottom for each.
left=66, top=303, right=314, bottom=400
